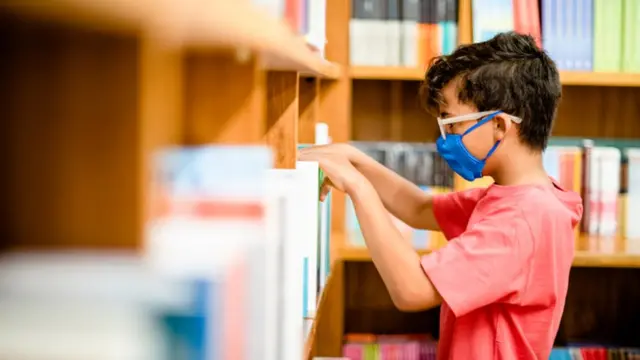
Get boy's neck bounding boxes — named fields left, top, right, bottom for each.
left=490, top=149, right=549, bottom=186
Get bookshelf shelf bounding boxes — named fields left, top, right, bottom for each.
left=156, top=1, right=341, bottom=78
left=0, top=0, right=153, bottom=33
left=2, top=1, right=341, bottom=79
left=339, top=246, right=430, bottom=261
left=559, top=71, right=640, bottom=87
left=336, top=235, right=640, bottom=268
left=350, top=66, right=425, bottom=81
left=350, top=66, right=640, bottom=87
left=25, top=235, right=640, bottom=270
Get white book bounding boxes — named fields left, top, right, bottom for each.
left=0, top=253, right=192, bottom=360
left=401, top=0, right=419, bottom=67
left=315, top=123, right=331, bottom=291
left=386, top=0, right=402, bottom=66
left=626, top=149, right=640, bottom=240
left=587, top=147, right=602, bottom=236
left=350, top=0, right=387, bottom=66
left=144, top=146, right=272, bottom=359
left=305, top=0, right=327, bottom=57
left=591, top=147, right=621, bottom=238
left=296, top=160, right=320, bottom=324
left=266, top=169, right=306, bottom=360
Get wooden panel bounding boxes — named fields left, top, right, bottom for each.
left=306, top=261, right=346, bottom=359
left=352, top=80, right=393, bottom=141
left=400, top=81, right=440, bottom=142
left=138, top=37, right=184, bottom=245
left=390, top=81, right=403, bottom=141
left=183, top=51, right=265, bottom=145
left=298, top=78, right=318, bottom=144
left=0, top=12, right=140, bottom=250
left=344, top=261, right=440, bottom=336
left=352, top=80, right=439, bottom=143
left=555, top=87, right=640, bottom=138
left=558, top=267, right=640, bottom=347
left=265, top=71, right=299, bottom=169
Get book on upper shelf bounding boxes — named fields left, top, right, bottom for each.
left=350, top=0, right=459, bottom=68
left=472, top=0, right=640, bottom=73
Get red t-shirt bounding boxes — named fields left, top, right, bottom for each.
left=421, top=179, right=583, bottom=360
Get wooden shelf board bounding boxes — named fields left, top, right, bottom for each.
left=559, top=71, right=640, bottom=87
left=2, top=1, right=341, bottom=79
left=339, top=246, right=431, bottom=261
left=0, top=0, right=153, bottom=33
left=350, top=66, right=640, bottom=87
left=338, top=236, right=640, bottom=268
left=350, top=66, right=424, bottom=81
left=160, top=1, right=341, bottom=79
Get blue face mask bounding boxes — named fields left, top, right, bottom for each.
left=436, top=110, right=522, bottom=182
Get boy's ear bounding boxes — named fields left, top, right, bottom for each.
left=492, top=114, right=512, bottom=141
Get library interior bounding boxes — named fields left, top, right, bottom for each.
left=0, top=0, right=639, bottom=359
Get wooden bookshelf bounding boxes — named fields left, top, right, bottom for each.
left=350, top=66, right=640, bottom=87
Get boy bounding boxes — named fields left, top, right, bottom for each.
left=298, top=32, right=583, bottom=359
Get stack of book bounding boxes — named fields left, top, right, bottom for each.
left=350, top=0, right=459, bottom=68
left=471, top=0, right=640, bottom=73
left=342, top=333, right=438, bottom=359
left=550, top=346, right=640, bottom=359
left=345, top=141, right=453, bottom=250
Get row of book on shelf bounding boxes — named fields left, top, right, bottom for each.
left=349, top=0, right=640, bottom=73
left=0, top=123, right=333, bottom=359
left=345, top=138, right=640, bottom=251
left=340, top=334, right=640, bottom=359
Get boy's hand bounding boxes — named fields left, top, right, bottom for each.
left=298, top=145, right=368, bottom=201
left=299, top=143, right=365, bottom=162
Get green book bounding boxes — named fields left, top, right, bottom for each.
left=593, top=0, right=624, bottom=72
left=622, top=0, right=640, bottom=72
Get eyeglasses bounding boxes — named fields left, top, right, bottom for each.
left=437, top=110, right=522, bottom=139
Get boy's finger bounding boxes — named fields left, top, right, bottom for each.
left=320, top=184, right=331, bottom=199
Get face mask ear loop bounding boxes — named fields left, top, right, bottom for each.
left=461, top=111, right=501, bottom=137
left=482, top=140, right=501, bottom=161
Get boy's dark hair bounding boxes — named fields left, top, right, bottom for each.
left=421, top=32, right=561, bottom=150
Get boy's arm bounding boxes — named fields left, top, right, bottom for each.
left=349, top=149, right=439, bottom=231
left=349, top=180, right=443, bottom=311
left=350, top=179, right=532, bottom=313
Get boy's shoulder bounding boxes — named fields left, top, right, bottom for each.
left=477, top=182, right=583, bottom=230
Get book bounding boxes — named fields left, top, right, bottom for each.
left=145, top=145, right=273, bottom=359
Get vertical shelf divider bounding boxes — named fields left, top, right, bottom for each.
left=265, top=71, right=299, bottom=169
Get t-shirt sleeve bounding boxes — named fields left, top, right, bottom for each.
left=421, top=206, right=533, bottom=318
left=432, top=188, right=486, bottom=240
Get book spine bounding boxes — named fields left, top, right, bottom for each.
left=401, top=0, right=420, bottom=67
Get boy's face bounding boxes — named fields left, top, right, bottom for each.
left=437, top=80, right=513, bottom=176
